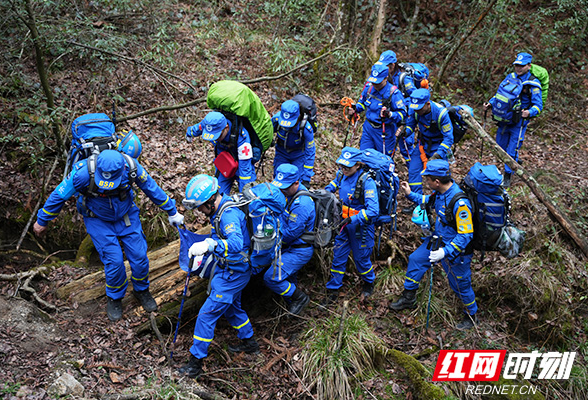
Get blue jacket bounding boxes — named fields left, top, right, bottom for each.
left=282, top=184, right=315, bottom=246
left=326, top=170, right=379, bottom=227
left=355, top=82, right=407, bottom=126
left=271, top=114, right=316, bottom=180
left=405, top=101, right=454, bottom=158
left=407, top=182, right=473, bottom=259
left=214, top=121, right=256, bottom=191
left=210, top=194, right=252, bottom=272
left=489, top=71, right=543, bottom=120
left=37, top=157, right=177, bottom=225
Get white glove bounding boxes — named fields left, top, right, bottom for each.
left=204, top=238, right=218, bottom=252
left=190, top=254, right=204, bottom=271
left=168, top=212, right=184, bottom=227
left=429, top=248, right=445, bottom=263
left=189, top=241, right=210, bottom=258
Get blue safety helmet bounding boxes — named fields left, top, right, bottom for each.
left=117, top=130, right=142, bottom=158
left=183, top=174, right=219, bottom=209
left=411, top=204, right=429, bottom=227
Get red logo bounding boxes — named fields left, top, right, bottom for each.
left=241, top=146, right=250, bottom=156
left=433, top=350, right=507, bottom=381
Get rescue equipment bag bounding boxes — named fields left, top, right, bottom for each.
left=207, top=80, right=273, bottom=163
left=398, top=62, right=430, bottom=97
left=529, top=63, right=549, bottom=104
left=286, top=189, right=342, bottom=248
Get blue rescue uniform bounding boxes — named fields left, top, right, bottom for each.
left=37, top=158, right=178, bottom=299
left=405, top=182, right=478, bottom=315
left=325, top=170, right=379, bottom=289
left=190, top=194, right=254, bottom=360
left=405, top=102, right=454, bottom=196
left=271, top=115, right=316, bottom=183
left=489, top=71, right=543, bottom=174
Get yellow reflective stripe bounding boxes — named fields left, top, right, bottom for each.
left=193, top=335, right=213, bottom=342
left=440, top=143, right=450, bottom=149
left=451, top=242, right=462, bottom=252
left=396, top=111, right=404, bottom=122
left=405, top=276, right=419, bottom=285
left=303, top=165, right=313, bottom=169
left=222, top=239, right=228, bottom=257
left=156, top=197, right=170, bottom=207
left=361, top=210, right=368, bottom=222
left=359, top=265, right=373, bottom=275
left=233, top=318, right=250, bottom=330
left=409, top=182, right=422, bottom=186
left=239, top=176, right=252, bottom=180
left=357, top=103, right=366, bottom=111
left=279, top=282, right=292, bottom=296
left=106, top=277, right=128, bottom=289
left=42, top=208, right=59, bottom=216
left=131, top=273, right=149, bottom=282
left=329, top=181, right=338, bottom=188
left=464, top=299, right=476, bottom=307
left=331, top=269, right=345, bottom=275
left=422, top=195, right=426, bottom=204
left=531, top=105, right=541, bottom=114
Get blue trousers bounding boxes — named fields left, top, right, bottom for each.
left=264, top=245, right=313, bottom=297
left=84, top=204, right=149, bottom=300
left=359, top=121, right=397, bottom=157
left=190, top=266, right=254, bottom=359
left=327, top=223, right=375, bottom=290
left=496, top=120, right=528, bottom=174
left=403, top=238, right=477, bottom=315
left=217, top=174, right=237, bottom=196
left=407, top=143, right=448, bottom=197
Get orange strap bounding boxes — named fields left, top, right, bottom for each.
left=342, top=205, right=360, bottom=219
left=419, top=143, right=428, bottom=170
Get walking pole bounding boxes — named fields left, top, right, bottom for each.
left=426, top=235, right=441, bottom=331
left=382, top=119, right=386, bottom=155
left=170, top=257, right=194, bottom=359
left=479, top=108, right=488, bottom=158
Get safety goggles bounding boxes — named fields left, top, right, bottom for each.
left=181, top=198, right=202, bottom=210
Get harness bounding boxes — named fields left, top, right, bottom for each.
left=212, top=197, right=252, bottom=266
left=365, top=84, right=398, bottom=128
left=336, top=171, right=372, bottom=244
left=285, top=191, right=316, bottom=246
left=415, top=103, right=449, bottom=155
left=426, top=191, right=474, bottom=254
left=276, top=119, right=306, bottom=153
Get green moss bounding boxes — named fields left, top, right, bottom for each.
left=386, top=348, right=445, bottom=400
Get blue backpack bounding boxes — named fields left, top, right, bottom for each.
left=65, top=113, right=118, bottom=177
left=398, top=62, right=430, bottom=97
left=491, top=76, right=523, bottom=124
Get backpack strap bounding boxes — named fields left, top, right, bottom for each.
left=86, top=154, right=98, bottom=196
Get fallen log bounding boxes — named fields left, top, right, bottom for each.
left=461, top=111, right=588, bottom=259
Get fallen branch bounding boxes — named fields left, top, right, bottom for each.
left=150, top=312, right=172, bottom=367
left=335, top=300, right=350, bottom=353
left=462, top=111, right=588, bottom=259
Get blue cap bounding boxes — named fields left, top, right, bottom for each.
left=513, top=52, right=532, bottom=65
left=367, top=63, right=389, bottom=84
left=336, top=147, right=362, bottom=167
left=201, top=112, right=227, bottom=141
left=271, top=163, right=300, bottom=188
left=409, top=88, right=431, bottom=110
left=421, top=159, right=451, bottom=177
left=377, top=50, right=397, bottom=66
left=95, top=150, right=125, bottom=190
left=278, top=100, right=301, bottom=128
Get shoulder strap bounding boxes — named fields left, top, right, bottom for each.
left=86, top=154, right=98, bottom=196
left=121, top=153, right=137, bottom=181
left=286, top=189, right=309, bottom=211
left=353, top=170, right=371, bottom=203
left=445, top=191, right=469, bottom=228
left=435, top=103, right=449, bottom=131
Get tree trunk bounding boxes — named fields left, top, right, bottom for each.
left=461, top=111, right=588, bottom=259
left=368, top=0, right=387, bottom=62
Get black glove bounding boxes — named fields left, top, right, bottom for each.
left=338, top=217, right=352, bottom=231
left=429, top=152, right=442, bottom=161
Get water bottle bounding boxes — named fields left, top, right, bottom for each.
left=421, top=220, right=432, bottom=237
left=255, top=224, right=264, bottom=238
left=264, top=223, right=274, bottom=237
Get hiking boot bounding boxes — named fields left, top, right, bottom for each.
left=178, top=355, right=203, bottom=378
left=456, top=313, right=479, bottom=331
left=320, top=289, right=339, bottom=307
left=361, top=281, right=375, bottom=297
left=389, top=289, right=417, bottom=311
left=133, top=289, right=158, bottom=312
left=106, top=297, right=123, bottom=321
left=503, top=172, right=512, bottom=188
left=228, top=336, right=260, bottom=354
left=288, top=288, right=310, bottom=316
left=401, top=205, right=416, bottom=215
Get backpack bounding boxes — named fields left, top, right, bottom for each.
left=398, top=62, right=430, bottom=97
left=439, top=100, right=472, bottom=145
left=429, top=163, right=524, bottom=259
left=342, top=149, right=400, bottom=227
left=81, top=152, right=138, bottom=199
left=207, top=80, right=273, bottom=163
left=292, top=94, right=318, bottom=133
left=65, top=113, right=118, bottom=178
left=491, top=75, right=523, bottom=124
left=286, top=189, right=342, bottom=248
left=529, top=64, right=549, bottom=105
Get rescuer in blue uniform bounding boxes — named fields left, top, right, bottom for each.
left=271, top=100, right=316, bottom=187
left=348, top=64, right=407, bottom=157
left=268, top=163, right=315, bottom=315
left=33, top=150, right=183, bottom=321
left=186, top=111, right=256, bottom=194
left=178, top=174, right=259, bottom=379
left=389, top=160, right=478, bottom=330
left=323, top=147, right=380, bottom=305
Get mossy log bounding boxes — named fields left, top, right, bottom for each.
left=74, top=234, right=94, bottom=267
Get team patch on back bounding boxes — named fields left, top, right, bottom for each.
left=455, top=201, right=473, bottom=234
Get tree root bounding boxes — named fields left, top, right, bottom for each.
left=0, top=265, right=58, bottom=311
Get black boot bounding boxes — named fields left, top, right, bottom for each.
left=361, top=281, right=375, bottom=297
left=456, top=313, right=479, bottom=331
left=106, top=297, right=122, bottom=321
left=320, top=289, right=339, bottom=307
left=389, top=289, right=417, bottom=311
left=228, top=336, right=260, bottom=354
left=288, top=288, right=310, bottom=315
left=503, top=172, right=512, bottom=188
left=401, top=204, right=416, bottom=215
left=178, top=355, right=203, bottom=378
left=133, top=289, right=158, bottom=312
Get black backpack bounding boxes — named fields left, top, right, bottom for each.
left=286, top=189, right=341, bottom=248
left=292, top=94, right=318, bottom=134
